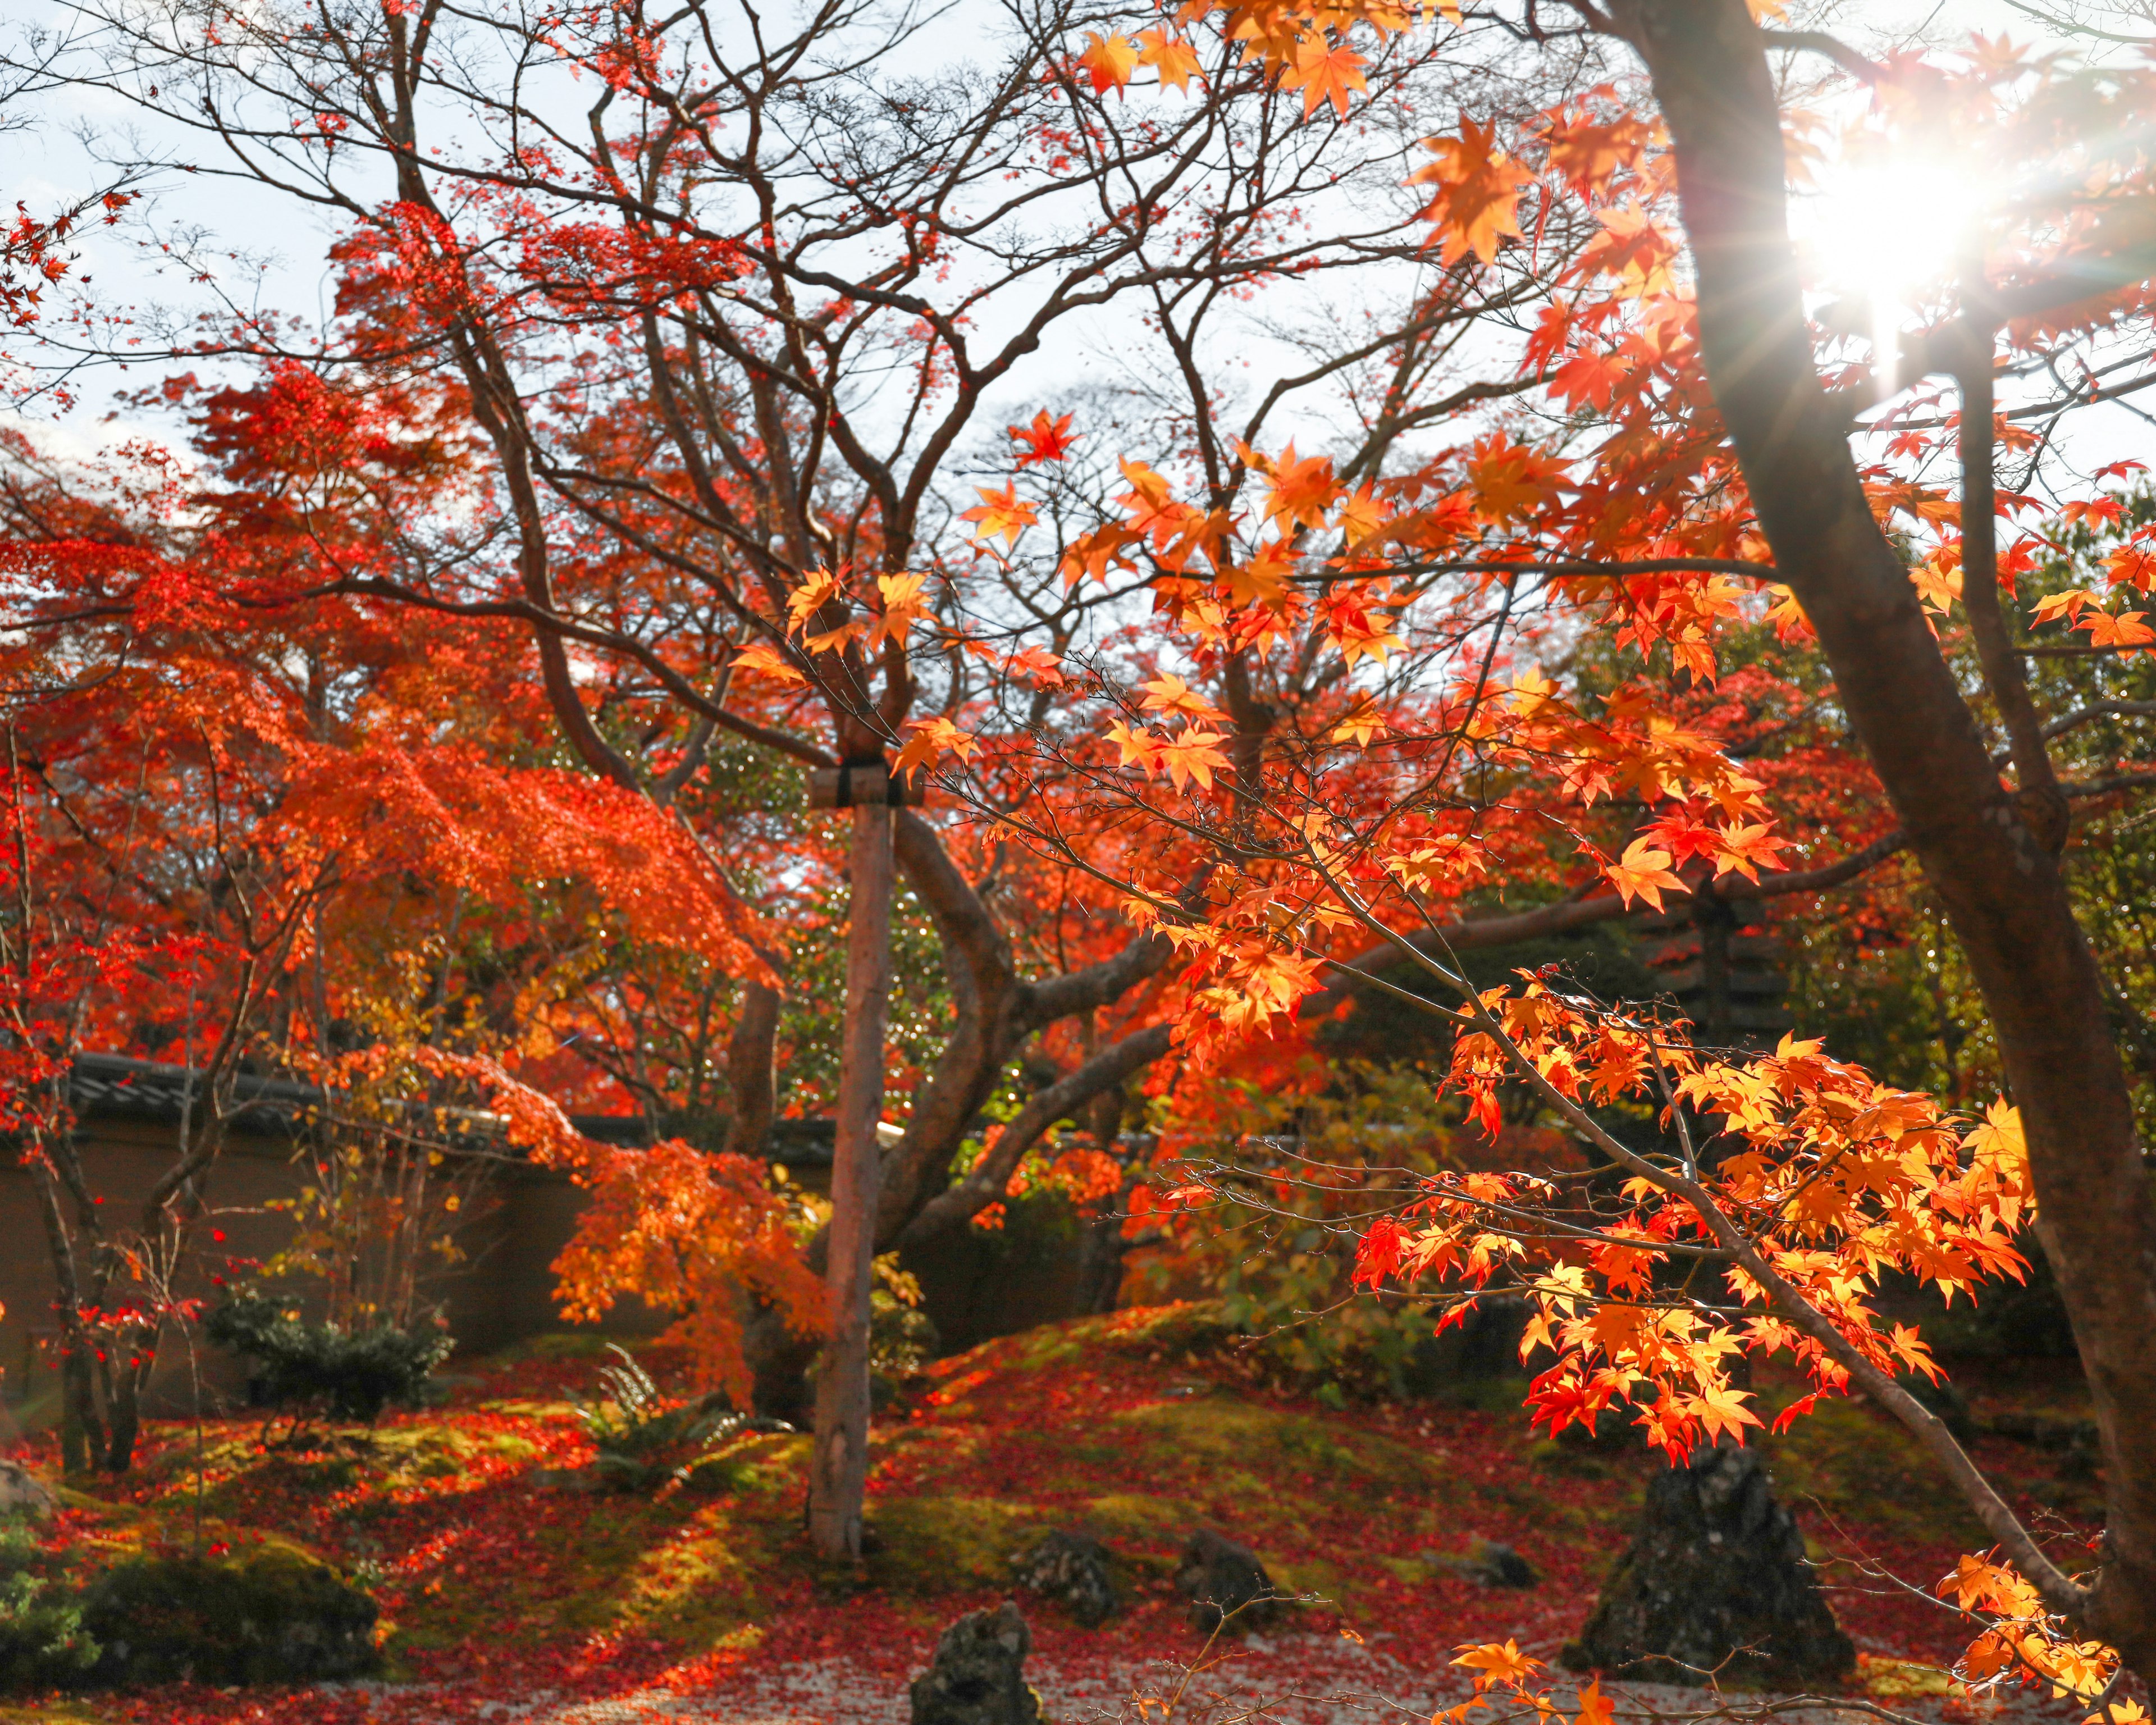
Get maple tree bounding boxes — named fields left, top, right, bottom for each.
left=0, top=363, right=796, bottom=1464
left=10, top=0, right=2156, bottom=1698
left=2, top=0, right=1656, bottom=1554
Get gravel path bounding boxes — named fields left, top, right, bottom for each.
left=433, top=1634, right=2101, bottom=1725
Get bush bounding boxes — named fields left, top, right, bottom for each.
left=0, top=1514, right=99, bottom=1692
left=0, top=1512, right=380, bottom=1694
left=575, top=1345, right=791, bottom=1490
left=208, top=1293, right=454, bottom=1423
left=79, top=1545, right=379, bottom=1687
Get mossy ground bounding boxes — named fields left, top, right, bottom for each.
left=0, top=1304, right=2104, bottom=1724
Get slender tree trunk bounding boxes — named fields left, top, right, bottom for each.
left=723, top=977, right=782, bottom=1161
left=808, top=803, right=892, bottom=1560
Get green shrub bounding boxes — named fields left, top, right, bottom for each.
left=0, top=1515, right=99, bottom=1692
left=208, top=1292, right=454, bottom=1423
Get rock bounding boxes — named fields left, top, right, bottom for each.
left=1428, top=1537, right=1538, bottom=1589
left=1013, top=1529, right=1119, bottom=1627
left=908, top=1601, right=1042, bottom=1725
left=1563, top=1441, right=1854, bottom=1687
left=0, top=1461, right=56, bottom=1524
left=1174, top=1529, right=1280, bottom=1635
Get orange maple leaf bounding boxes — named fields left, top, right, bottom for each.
left=891, top=715, right=977, bottom=784
left=1260, top=441, right=1339, bottom=530
left=960, top=482, right=1039, bottom=551
left=1225, top=537, right=1299, bottom=608
left=1453, top=1639, right=1541, bottom=1690
left=1603, top=838, right=1687, bottom=910
left=1412, top=119, right=1533, bottom=266
left=2076, top=605, right=2156, bottom=650
left=1011, top=409, right=1079, bottom=466
left=1138, top=28, right=1204, bottom=92
left=1282, top=31, right=1367, bottom=120
left=1077, top=31, right=1139, bottom=94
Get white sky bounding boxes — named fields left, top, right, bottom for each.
left=5, top=0, right=2148, bottom=490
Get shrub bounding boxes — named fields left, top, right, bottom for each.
left=0, top=1514, right=99, bottom=1692
left=207, top=1293, right=454, bottom=1423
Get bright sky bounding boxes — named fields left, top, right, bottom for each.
left=6, top=0, right=2149, bottom=490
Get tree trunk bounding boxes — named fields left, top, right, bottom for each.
left=722, top=977, right=782, bottom=1160
left=808, top=802, right=893, bottom=1560
left=1624, top=0, right=2156, bottom=1667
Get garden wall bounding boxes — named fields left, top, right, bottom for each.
left=0, top=1106, right=667, bottom=1427
left=0, top=1056, right=1099, bottom=1428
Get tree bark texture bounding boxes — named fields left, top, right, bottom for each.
left=722, top=978, right=782, bottom=1161
left=808, top=804, right=893, bottom=1561
left=1622, top=0, right=2156, bottom=1664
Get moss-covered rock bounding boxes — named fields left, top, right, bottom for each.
left=79, top=1544, right=380, bottom=1688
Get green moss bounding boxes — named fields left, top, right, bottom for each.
left=486, top=1333, right=620, bottom=1363
left=1766, top=1401, right=1982, bottom=1546
left=866, top=1496, right=1047, bottom=1594
left=1110, top=1402, right=1445, bottom=1496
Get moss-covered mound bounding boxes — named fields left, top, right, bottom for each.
left=77, top=1544, right=380, bottom=1689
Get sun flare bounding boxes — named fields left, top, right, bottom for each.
left=1799, top=153, right=1989, bottom=309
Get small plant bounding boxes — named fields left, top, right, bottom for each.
left=0, top=1514, right=99, bottom=1692
left=574, top=1345, right=789, bottom=1491
left=207, top=1292, right=455, bottom=1427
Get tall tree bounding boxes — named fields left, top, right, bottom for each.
left=979, top=0, right=2156, bottom=1684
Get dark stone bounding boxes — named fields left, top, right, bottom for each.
left=1013, top=1530, right=1119, bottom=1627
left=908, top=1601, right=1042, bottom=1725
left=1174, top=1529, right=1280, bottom=1635
left=81, top=1546, right=381, bottom=1687
left=1429, top=1537, right=1538, bottom=1588
left=1563, top=1442, right=1853, bottom=1688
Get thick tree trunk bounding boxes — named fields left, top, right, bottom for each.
left=808, top=803, right=893, bottom=1560
left=1624, top=0, right=2156, bottom=1665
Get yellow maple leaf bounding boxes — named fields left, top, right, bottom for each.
left=871, top=572, right=930, bottom=648
left=784, top=567, right=844, bottom=637
left=1138, top=674, right=1229, bottom=722
left=732, top=637, right=807, bottom=687
left=1157, top=727, right=1230, bottom=791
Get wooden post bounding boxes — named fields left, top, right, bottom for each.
left=808, top=800, right=892, bottom=1560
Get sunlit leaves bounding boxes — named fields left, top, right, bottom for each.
left=1412, top=120, right=1533, bottom=266
left=960, top=482, right=1040, bottom=552
left=1077, top=31, right=1140, bottom=94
